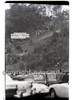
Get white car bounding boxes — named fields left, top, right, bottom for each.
left=6, top=74, right=33, bottom=98
left=19, top=76, right=49, bottom=96
left=6, top=74, right=49, bottom=98
left=49, top=83, right=69, bottom=98
left=31, top=83, right=49, bottom=95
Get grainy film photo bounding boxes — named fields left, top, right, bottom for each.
left=5, top=1, right=69, bottom=99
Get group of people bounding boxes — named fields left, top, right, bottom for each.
left=56, top=72, right=69, bottom=83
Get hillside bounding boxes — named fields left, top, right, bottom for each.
left=6, top=29, right=69, bottom=71
left=5, top=4, right=69, bottom=71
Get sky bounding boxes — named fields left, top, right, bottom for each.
left=5, top=3, right=69, bottom=11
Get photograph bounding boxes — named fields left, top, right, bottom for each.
left=5, top=1, right=69, bottom=99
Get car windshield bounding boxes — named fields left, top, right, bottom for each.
left=47, top=73, right=56, bottom=81
left=33, top=74, right=45, bottom=81
left=24, top=78, right=34, bottom=82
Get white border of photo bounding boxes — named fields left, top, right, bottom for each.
left=0, top=0, right=70, bottom=100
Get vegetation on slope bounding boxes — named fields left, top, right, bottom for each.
left=5, top=4, right=69, bottom=71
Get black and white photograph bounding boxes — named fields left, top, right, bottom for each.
left=5, top=1, right=69, bottom=99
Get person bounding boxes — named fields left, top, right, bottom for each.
left=56, top=72, right=63, bottom=83
left=62, top=72, right=69, bottom=83
left=45, top=73, right=49, bottom=86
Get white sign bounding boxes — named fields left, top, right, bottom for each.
left=11, top=32, right=30, bottom=39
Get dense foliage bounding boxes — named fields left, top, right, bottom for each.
left=5, top=3, right=69, bottom=71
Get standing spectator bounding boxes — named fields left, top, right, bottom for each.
left=62, top=72, right=69, bottom=83
left=56, top=73, right=63, bottom=83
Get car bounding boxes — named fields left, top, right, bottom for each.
left=6, top=74, right=33, bottom=98
left=31, top=83, right=49, bottom=98
left=11, top=75, right=25, bottom=81
left=46, top=73, right=57, bottom=85
left=6, top=74, right=17, bottom=98
left=11, top=74, right=34, bottom=81
left=31, top=83, right=49, bottom=94
left=49, top=83, right=69, bottom=98
left=18, top=75, right=49, bottom=97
